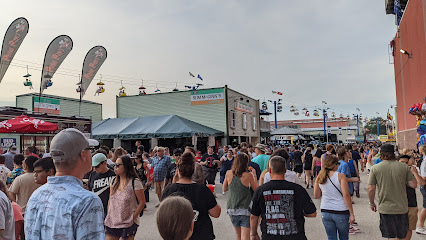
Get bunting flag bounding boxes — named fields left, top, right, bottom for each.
left=189, top=72, right=195, bottom=77
left=0, top=17, right=29, bottom=83
left=80, top=46, right=107, bottom=98
left=40, top=35, right=73, bottom=93
left=376, top=112, right=380, bottom=115
left=197, top=74, right=203, bottom=81
left=356, top=108, right=360, bottom=111
left=272, top=91, right=283, bottom=95
left=322, top=101, right=327, bottom=104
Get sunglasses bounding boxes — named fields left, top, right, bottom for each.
left=193, top=210, right=199, bottom=222
left=115, top=163, right=124, bottom=168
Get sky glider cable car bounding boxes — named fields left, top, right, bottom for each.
left=118, top=80, right=126, bottom=97
left=23, top=66, right=33, bottom=89
left=139, top=80, right=146, bottom=95
left=95, top=80, right=105, bottom=96
left=43, top=74, right=53, bottom=88
left=261, top=101, right=268, bottom=111
left=154, top=83, right=161, bottom=93
left=313, top=109, right=319, bottom=117
left=173, top=82, right=179, bottom=92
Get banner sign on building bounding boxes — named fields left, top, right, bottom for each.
left=33, top=97, right=60, bottom=114
left=234, top=101, right=253, bottom=113
left=338, top=127, right=342, bottom=135
left=0, top=17, right=29, bottom=84
left=190, top=89, right=224, bottom=105
left=1, top=138, right=16, bottom=148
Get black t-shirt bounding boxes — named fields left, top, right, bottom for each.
left=304, top=153, right=313, bottom=168
left=351, top=151, right=361, bottom=167
left=135, top=166, right=148, bottom=185
left=294, top=151, right=303, bottom=166
left=88, top=169, right=116, bottom=215
left=250, top=180, right=317, bottom=240
left=407, top=186, right=417, bottom=207
left=162, top=183, right=218, bottom=240
left=201, top=153, right=219, bottom=169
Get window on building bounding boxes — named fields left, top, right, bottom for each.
left=253, top=116, right=257, bottom=131
left=231, top=111, right=236, bottom=128
left=243, top=113, right=247, bottom=130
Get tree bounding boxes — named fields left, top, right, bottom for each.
left=364, top=117, right=387, bottom=135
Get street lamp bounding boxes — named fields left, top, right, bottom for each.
left=400, top=49, right=412, bottom=58
left=321, top=101, right=329, bottom=144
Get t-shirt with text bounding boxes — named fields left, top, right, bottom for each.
left=88, top=169, right=116, bottom=216
left=250, top=180, right=316, bottom=240
left=201, top=153, right=219, bottom=169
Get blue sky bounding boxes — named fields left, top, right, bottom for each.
left=0, top=0, right=398, bottom=120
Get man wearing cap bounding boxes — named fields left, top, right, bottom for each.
left=368, top=144, right=417, bottom=240
left=24, top=128, right=105, bottom=240
left=88, top=153, right=116, bottom=218
left=3, top=145, right=17, bottom=171
left=251, top=144, right=269, bottom=172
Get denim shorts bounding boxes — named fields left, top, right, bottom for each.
left=421, top=186, right=426, bottom=208
left=229, top=215, right=250, bottom=228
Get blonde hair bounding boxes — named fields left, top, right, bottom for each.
left=316, top=155, right=339, bottom=184
left=157, top=196, right=193, bottom=240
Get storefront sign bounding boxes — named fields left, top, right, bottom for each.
left=33, top=97, right=60, bottom=114
left=190, top=89, right=224, bottom=105
left=1, top=138, right=16, bottom=148
left=234, top=101, right=253, bottom=113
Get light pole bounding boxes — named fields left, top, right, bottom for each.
left=322, top=101, right=329, bottom=144
left=268, top=99, right=282, bottom=129
left=356, top=108, right=360, bottom=136
left=376, top=112, right=380, bottom=136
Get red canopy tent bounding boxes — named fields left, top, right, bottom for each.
left=0, top=115, right=58, bottom=133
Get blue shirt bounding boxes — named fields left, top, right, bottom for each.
left=153, top=155, right=171, bottom=181
left=374, top=158, right=382, bottom=165
left=337, top=160, right=353, bottom=195
left=25, top=176, right=105, bottom=240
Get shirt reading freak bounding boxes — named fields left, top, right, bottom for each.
left=250, top=180, right=316, bottom=240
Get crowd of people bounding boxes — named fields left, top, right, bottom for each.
left=1, top=127, right=426, bottom=239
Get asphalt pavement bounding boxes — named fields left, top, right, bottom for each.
left=136, top=170, right=426, bottom=240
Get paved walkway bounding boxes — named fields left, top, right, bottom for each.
left=136, top=170, right=426, bottom=239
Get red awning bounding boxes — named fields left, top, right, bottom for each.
left=0, top=115, right=58, bottom=133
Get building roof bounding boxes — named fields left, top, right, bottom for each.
left=271, top=127, right=306, bottom=135
left=92, top=115, right=224, bottom=139
left=16, top=93, right=101, bottom=105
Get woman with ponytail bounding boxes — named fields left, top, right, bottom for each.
left=314, top=155, right=355, bottom=240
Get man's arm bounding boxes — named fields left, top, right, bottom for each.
left=368, top=185, right=377, bottom=212
left=250, top=215, right=260, bottom=240
left=411, top=166, right=426, bottom=186
left=304, top=212, right=317, bottom=218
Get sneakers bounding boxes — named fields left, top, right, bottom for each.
left=416, top=227, right=426, bottom=235
left=349, top=226, right=361, bottom=234
left=222, top=191, right=226, bottom=195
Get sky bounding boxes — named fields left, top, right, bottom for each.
left=0, top=0, right=398, bottom=121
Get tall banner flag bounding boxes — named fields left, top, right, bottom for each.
left=79, top=46, right=107, bottom=98
left=39, top=35, right=73, bottom=93
left=0, top=17, right=29, bottom=83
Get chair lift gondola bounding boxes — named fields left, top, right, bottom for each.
left=313, top=109, right=319, bottom=117
left=94, top=78, right=105, bottom=96
left=154, top=83, right=161, bottom=93
left=305, top=110, right=310, bottom=117
left=139, top=80, right=146, bottom=95
left=261, top=101, right=268, bottom=111
left=118, top=80, right=127, bottom=97
left=43, top=74, right=53, bottom=88
left=23, top=66, right=33, bottom=89
left=173, top=82, right=179, bottom=92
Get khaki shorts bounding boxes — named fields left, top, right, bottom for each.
left=154, top=181, right=164, bottom=195
left=408, top=207, right=418, bottom=230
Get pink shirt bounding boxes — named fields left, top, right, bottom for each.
left=11, top=202, right=23, bottom=222
left=104, top=178, right=143, bottom=228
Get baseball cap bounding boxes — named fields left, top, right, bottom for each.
left=92, top=153, right=107, bottom=167
left=50, top=128, right=99, bottom=161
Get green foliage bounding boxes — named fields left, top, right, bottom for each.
left=364, top=117, right=387, bottom=135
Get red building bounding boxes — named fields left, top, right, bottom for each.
left=390, top=0, right=426, bottom=148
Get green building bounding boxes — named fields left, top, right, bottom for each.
left=116, top=86, right=260, bottom=147
left=16, top=93, right=102, bottom=122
